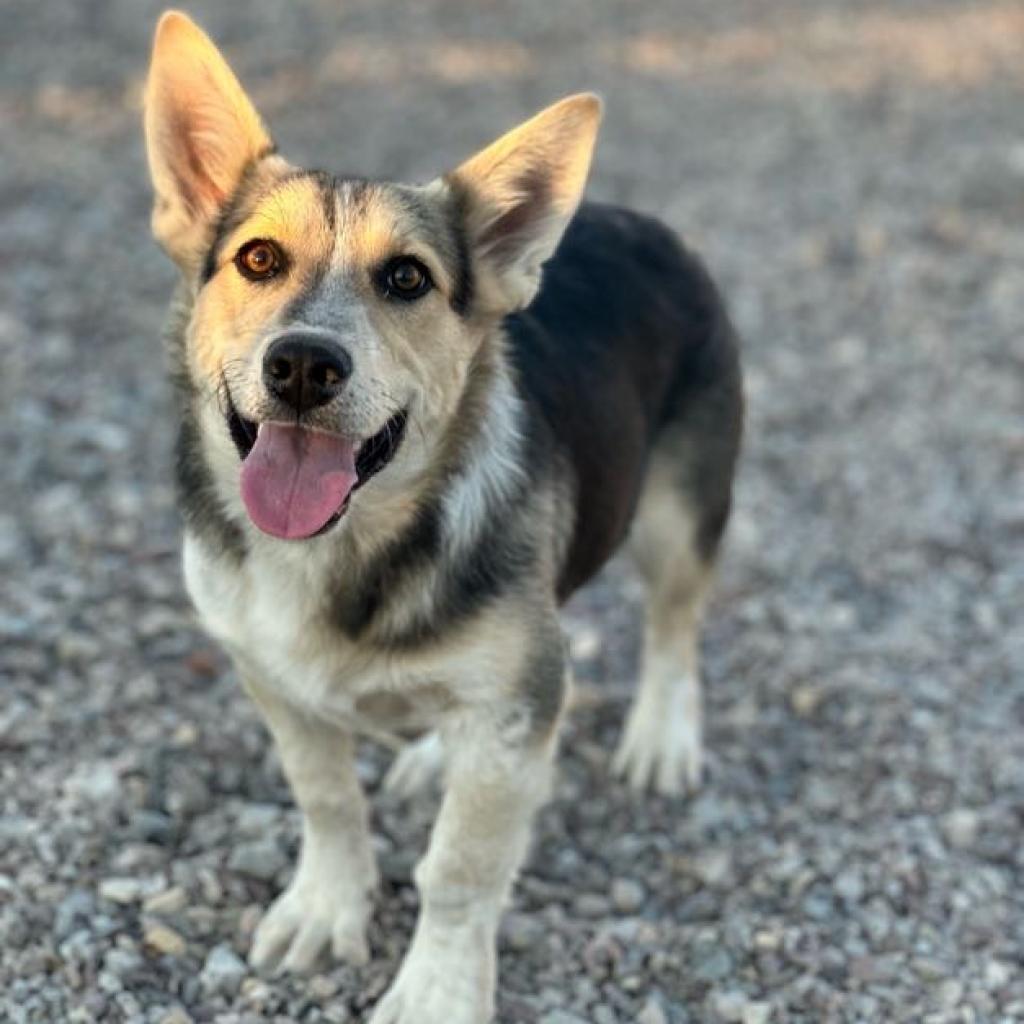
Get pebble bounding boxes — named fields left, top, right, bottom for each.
left=54, top=890, right=96, bottom=940
left=227, top=839, right=287, bottom=881
left=942, top=809, right=979, bottom=850
left=234, top=802, right=282, bottom=834
left=936, top=979, right=963, bottom=1008
left=65, top=763, right=120, bottom=803
left=143, top=922, right=187, bottom=957
left=503, top=911, right=544, bottom=951
left=610, top=878, right=646, bottom=914
left=143, top=886, right=188, bottom=915
left=127, top=810, right=175, bottom=844
left=200, top=944, right=247, bottom=997
left=692, top=944, right=734, bottom=983
left=790, top=684, right=825, bottom=717
left=157, top=1009, right=194, bottom=1024
left=98, top=877, right=145, bottom=905
left=637, top=995, right=669, bottom=1024
left=833, top=866, right=865, bottom=902
left=574, top=893, right=611, bottom=918
left=102, top=948, right=143, bottom=980
left=983, top=959, right=1011, bottom=989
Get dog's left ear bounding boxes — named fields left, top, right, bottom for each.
left=144, top=10, right=273, bottom=271
left=447, top=94, right=602, bottom=312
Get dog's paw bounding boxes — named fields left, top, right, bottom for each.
left=249, top=875, right=372, bottom=974
left=611, top=674, right=702, bottom=796
left=368, top=921, right=495, bottom=1024
left=382, top=731, right=445, bottom=799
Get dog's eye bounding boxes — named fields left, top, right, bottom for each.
left=384, top=257, right=432, bottom=300
left=236, top=239, right=283, bottom=281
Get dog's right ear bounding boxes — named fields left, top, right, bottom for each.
left=144, top=11, right=273, bottom=271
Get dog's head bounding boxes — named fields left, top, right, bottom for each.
left=144, top=11, right=600, bottom=541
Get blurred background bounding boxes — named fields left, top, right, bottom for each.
left=1, top=1, right=1023, bottom=1022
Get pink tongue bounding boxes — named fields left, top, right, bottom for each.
left=240, top=423, right=358, bottom=540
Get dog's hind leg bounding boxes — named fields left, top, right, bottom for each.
left=613, top=452, right=728, bottom=796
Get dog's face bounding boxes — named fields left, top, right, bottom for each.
left=144, top=13, right=600, bottom=540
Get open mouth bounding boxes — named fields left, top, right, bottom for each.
left=224, top=388, right=408, bottom=539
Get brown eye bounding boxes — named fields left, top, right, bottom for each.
left=384, top=257, right=432, bottom=300
left=236, top=239, right=282, bottom=281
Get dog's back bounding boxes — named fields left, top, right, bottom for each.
left=509, top=201, right=743, bottom=599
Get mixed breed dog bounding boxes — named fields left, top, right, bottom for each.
left=144, top=11, right=743, bottom=1022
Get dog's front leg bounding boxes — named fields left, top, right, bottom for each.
left=241, top=675, right=378, bottom=973
left=370, top=698, right=559, bottom=1024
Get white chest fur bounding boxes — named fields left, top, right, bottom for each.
left=183, top=532, right=430, bottom=734
left=181, top=531, right=512, bottom=738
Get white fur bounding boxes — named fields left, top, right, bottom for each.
left=370, top=710, right=553, bottom=1023
left=612, top=657, right=703, bottom=796
left=368, top=903, right=498, bottom=1024
left=442, top=362, right=526, bottom=558
left=249, top=816, right=375, bottom=972
left=184, top=527, right=522, bottom=735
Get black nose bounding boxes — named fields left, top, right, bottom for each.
left=262, top=334, right=353, bottom=413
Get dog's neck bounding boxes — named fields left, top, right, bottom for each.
left=338, top=331, right=525, bottom=559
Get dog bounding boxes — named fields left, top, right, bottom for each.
left=144, top=11, right=742, bottom=1022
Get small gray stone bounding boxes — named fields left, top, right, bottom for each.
left=942, top=809, right=978, bottom=850
left=692, top=944, right=733, bottom=983
left=143, top=886, right=188, bottom=915
left=234, top=803, right=282, bottom=835
left=743, top=1003, right=772, bottom=1024
left=157, top=1008, right=194, bottom=1024
left=983, top=959, right=1011, bottom=990
left=65, top=762, right=120, bottom=803
left=54, top=890, right=96, bottom=940
left=611, top=877, right=646, bottom=914
left=103, top=948, right=144, bottom=980
left=99, top=877, right=145, bottom=905
left=637, top=995, right=669, bottom=1024
left=128, top=810, right=175, bottom=844
left=227, top=839, right=287, bottom=881
left=574, top=893, right=610, bottom=917
left=502, top=911, right=544, bottom=952
left=200, top=944, right=247, bottom=997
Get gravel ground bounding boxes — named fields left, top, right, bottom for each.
left=2, top=1, right=1023, bottom=1022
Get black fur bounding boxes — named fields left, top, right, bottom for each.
left=445, top=181, right=475, bottom=316
left=505, top=202, right=743, bottom=598
left=175, top=408, right=247, bottom=561
left=330, top=495, right=443, bottom=641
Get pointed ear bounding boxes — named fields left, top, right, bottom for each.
left=447, top=93, right=602, bottom=312
left=144, top=10, right=273, bottom=269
